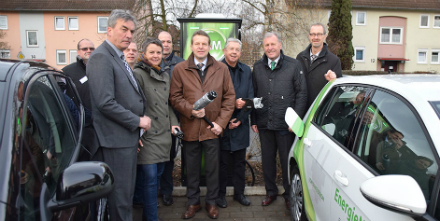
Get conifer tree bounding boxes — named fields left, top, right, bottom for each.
left=327, top=0, right=354, bottom=70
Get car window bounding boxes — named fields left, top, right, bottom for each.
left=19, top=73, right=79, bottom=219
left=313, top=86, right=370, bottom=149
left=353, top=89, right=438, bottom=203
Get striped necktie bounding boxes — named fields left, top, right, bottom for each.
left=121, top=54, right=138, bottom=89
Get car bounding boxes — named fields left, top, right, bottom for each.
left=285, top=75, right=440, bottom=221
left=0, top=59, right=114, bottom=220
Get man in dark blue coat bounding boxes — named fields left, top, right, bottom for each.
left=216, top=38, right=254, bottom=208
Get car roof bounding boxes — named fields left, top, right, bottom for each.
left=335, top=75, right=440, bottom=102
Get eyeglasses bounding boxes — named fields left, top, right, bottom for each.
left=80, top=47, right=95, bottom=51
left=309, top=33, right=324, bottom=37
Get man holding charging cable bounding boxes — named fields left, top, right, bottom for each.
left=169, top=30, right=235, bottom=219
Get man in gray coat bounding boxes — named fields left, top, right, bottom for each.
left=87, top=9, right=151, bottom=221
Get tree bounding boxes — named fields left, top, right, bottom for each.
left=131, top=0, right=200, bottom=48
left=327, top=0, right=354, bottom=70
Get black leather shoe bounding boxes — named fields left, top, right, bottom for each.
left=233, top=194, right=251, bottom=206
left=162, top=194, right=174, bottom=206
left=215, top=196, right=228, bottom=208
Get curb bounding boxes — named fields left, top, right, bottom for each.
left=171, top=186, right=285, bottom=197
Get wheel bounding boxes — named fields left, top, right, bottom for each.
left=290, top=166, right=307, bottom=221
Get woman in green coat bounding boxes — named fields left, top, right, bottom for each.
left=133, top=37, right=179, bottom=221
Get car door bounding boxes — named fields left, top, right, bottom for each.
left=17, top=70, right=85, bottom=220
left=301, top=85, right=370, bottom=221
left=330, top=88, right=439, bottom=221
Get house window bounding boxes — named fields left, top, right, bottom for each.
left=356, top=12, right=366, bottom=25
left=57, top=50, right=67, bottom=65
left=0, top=49, right=10, bottom=58
left=0, top=15, right=8, bottom=30
left=55, top=17, right=65, bottom=30
left=434, top=15, right=440, bottom=28
left=420, top=14, right=429, bottom=28
left=97, top=17, right=108, bottom=33
left=380, top=27, right=402, bottom=44
left=69, top=50, right=77, bottom=64
left=432, top=50, right=440, bottom=64
left=68, top=17, right=79, bottom=30
left=26, top=30, right=38, bottom=47
left=418, top=49, right=428, bottom=64
left=354, top=47, right=365, bottom=62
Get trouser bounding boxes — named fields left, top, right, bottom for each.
left=259, top=130, right=294, bottom=198
left=101, top=146, right=137, bottom=221
left=141, top=163, right=165, bottom=221
left=184, top=139, right=220, bottom=205
left=218, top=148, right=246, bottom=197
left=159, top=135, right=178, bottom=196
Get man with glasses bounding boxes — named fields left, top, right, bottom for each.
left=62, top=38, right=98, bottom=160
left=296, top=23, right=342, bottom=108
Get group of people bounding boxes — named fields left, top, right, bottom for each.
left=62, top=9, right=342, bottom=221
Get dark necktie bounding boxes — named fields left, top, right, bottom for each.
left=121, top=54, right=138, bottom=89
left=197, top=63, right=205, bottom=76
left=311, top=54, right=317, bottom=63
left=197, top=63, right=204, bottom=70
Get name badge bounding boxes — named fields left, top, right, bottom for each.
left=79, top=76, right=88, bottom=84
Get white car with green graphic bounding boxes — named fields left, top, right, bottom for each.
left=285, top=75, right=440, bottom=221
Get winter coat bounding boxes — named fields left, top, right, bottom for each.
left=169, top=53, right=235, bottom=142
left=133, top=60, right=178, bottom=164
left=220, top=60, right=254, bottom=151
left=160, top=52, right=184, bottom=78
left=296, top=43, right=342, bottom=107
left=251, top=50, right=308, bottom=130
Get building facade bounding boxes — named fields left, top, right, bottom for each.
left=0, top=0, right=134, bottom=69
left=286, top=0, right=440, bottom=73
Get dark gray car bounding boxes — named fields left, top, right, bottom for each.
left=0, top=59, right=113, bottom=220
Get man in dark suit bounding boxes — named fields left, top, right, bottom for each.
left=296, top=23, right=342, bottom=108
left=62, top=39, right=98, bottom=161
left=87, top=9, right=151, bottom=221
left=216, top=38, right=253, bottom=208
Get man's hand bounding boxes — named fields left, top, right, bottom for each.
left=288, top=127, right=293, bottom=133
left=324, top=70, right=337, bottom=81
left=236, top=98, right=245, bottom=109
left=207, top=122, right=223, bottom=136
left=139, top=115, right=151, bottom=131
left=251, top=125, right=259, bottom=133
left=191, top=109, right=205, bottom=118
left=171, top=125, right=181, bottom=135
left=229, top=118, right=241, bottom=129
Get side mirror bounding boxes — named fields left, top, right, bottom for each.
left=285, top=107, right=304, bottom=137
left=47, top=161, right=114, bottom=212
left=360, top=175, right=426, bottom=216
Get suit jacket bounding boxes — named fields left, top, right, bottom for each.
left=87, top=40, right=146, bottom=148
